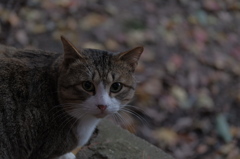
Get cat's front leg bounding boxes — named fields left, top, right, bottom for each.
left=71, top=146, right=82, bottom=155
left=57, top=152, right=76, bottom=159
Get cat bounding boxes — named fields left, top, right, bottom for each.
left=0, top=36, right=143, bottom=159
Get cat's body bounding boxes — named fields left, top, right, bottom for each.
left=0, top=45, right=77, bottom=159
left=0, top=37, right=143, bottom=159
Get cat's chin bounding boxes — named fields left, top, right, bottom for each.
left=94, top=113, right=108, bottom=119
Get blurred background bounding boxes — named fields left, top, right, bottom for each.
left=1, top=0, right=240, bottom=159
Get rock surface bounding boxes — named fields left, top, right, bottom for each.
left=77, top=119, right=174, bottom=159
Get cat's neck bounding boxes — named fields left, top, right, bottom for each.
left=77, top=115, right=101, bottom=146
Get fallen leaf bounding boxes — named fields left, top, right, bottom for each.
left=196, top=89, right=214, bottom=109
left=79, top=14, right=107, bottom=30
left=216, top=114, right=232, bottom=143
left=16, top=30, right=29, bottom=45
left=171, top=86, right=189, bottom=109
left=142, top=78, right=162, bottom=96
left=153, top=128, right=178, bottom=146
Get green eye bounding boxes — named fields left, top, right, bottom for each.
left=82, top=81, right=95, bottom=92
left=110, top=82, right=123, bottom=93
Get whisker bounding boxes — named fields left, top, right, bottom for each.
left=48, top=105, right=76, bottom=124
left=49, top=103, right=89, bottom=119
left=124, top=104, right=145, bottom=112
left=53, top=107, right=86, bottom=132
left=114, top=112, right=136, bottom=133
left=120, top=108, right=150, bottom=127
left=56, top=113, right=75, bottom=132
left=114, top=113, right=125, bottom=126
left=47, top=103, right=77, bottom=115
left=66, top=113, right=85, bottom=140
left=109, top=113, right=121, bottom=125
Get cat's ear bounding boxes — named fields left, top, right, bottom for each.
left=61, top=36, right=84, bottom=67
left=118, top=46, right=144, bottom=71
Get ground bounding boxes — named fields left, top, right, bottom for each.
left=0, top=0, right=240, bottom=159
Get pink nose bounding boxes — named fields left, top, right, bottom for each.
left=97, top=105, right=107, bottom=111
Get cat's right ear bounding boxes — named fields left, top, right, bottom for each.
left=117, top=46, right=144, bottom=71
left=61, top=36, right=84, bottom=67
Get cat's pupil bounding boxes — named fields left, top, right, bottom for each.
left=110, top=82, right=123, bottom=93
left=82, top=81, right=95, bottom=92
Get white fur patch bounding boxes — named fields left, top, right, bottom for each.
left=95, top=82, right=110, bottom=106
left=77, top=115, right=100, bottom=146
left=75, top=82, right=120, bottom=146
left=93, top=82, right=120, bottom=114
left=57, top=152, right=76, bottom=159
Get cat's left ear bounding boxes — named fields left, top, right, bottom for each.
left=61, top=36, right=84, bottom=67
left=118, top=46, right=144, bottom=71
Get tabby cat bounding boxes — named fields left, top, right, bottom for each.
left=0, top=36, right=143, bottom=159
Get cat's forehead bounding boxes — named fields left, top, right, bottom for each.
left=91, top=70, right=126, bottom=84
left=89, top=63, right=132, bottom=85
left=82, top=48, right=114, bottom=58
left=72, top=49, right=133, bottom=84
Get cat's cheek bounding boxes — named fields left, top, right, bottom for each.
left=109, top=98, right=121, bottom=113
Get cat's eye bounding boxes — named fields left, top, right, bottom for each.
left=82, top=81, right=95, bottom=92
left=110, top=82, right=123, bottom=93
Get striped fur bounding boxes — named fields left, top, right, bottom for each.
left=0, top=37, right=143, bottom=159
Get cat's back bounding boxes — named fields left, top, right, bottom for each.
left=0, top=45, right=28, bottom=78
left=0, top=44, right=62, bottom=99
left=0, top=44, right=61, bottom=111
left=0, top=44, right=61, bottom=68
left=0, top=44, right=61, bottom=92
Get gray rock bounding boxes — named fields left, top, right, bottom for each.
left=77, top=119, right=174, bottom=159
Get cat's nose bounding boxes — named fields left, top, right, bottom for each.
left=97, top=105, right=107, bottom=111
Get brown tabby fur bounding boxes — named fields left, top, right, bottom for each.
left=0, top=36, right=143, bottom=159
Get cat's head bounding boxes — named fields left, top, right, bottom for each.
left=58, top=36, right=143, bottom=119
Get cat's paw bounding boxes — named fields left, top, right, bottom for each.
left=57, top=152, right=76, bottom=159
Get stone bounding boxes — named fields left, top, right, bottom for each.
left=77, top=119, right=174, bottom=159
